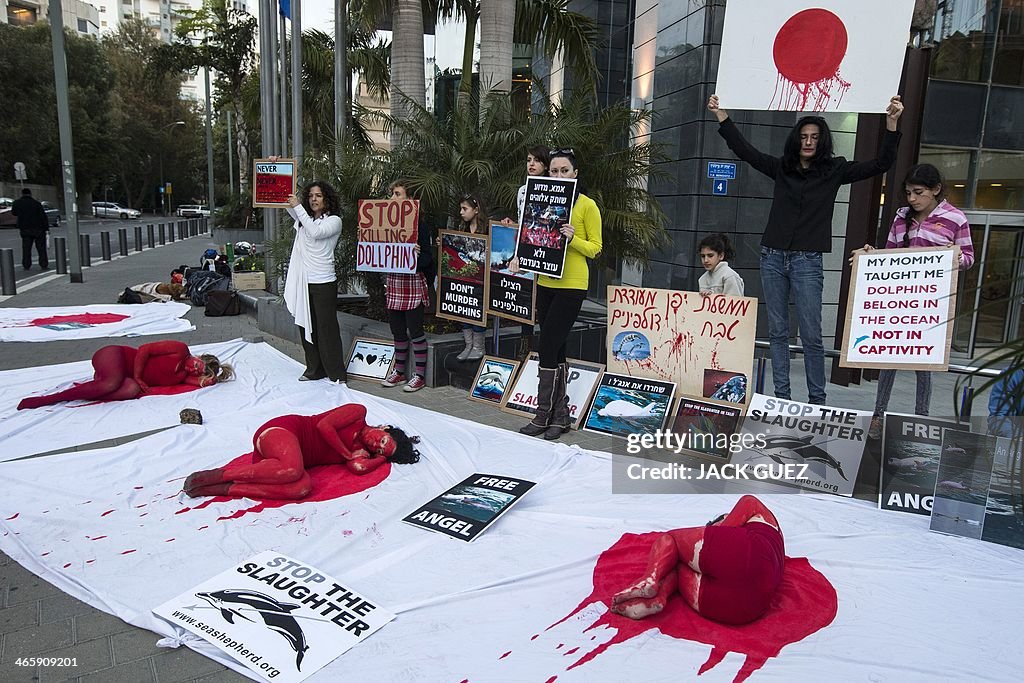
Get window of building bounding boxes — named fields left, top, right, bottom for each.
left=7, top=4, right=39, bottom=26
left=77, top=18, right=89, bottom=33
left=931, top=0, right=999, bottom=83
left=977, top=150, right=1024, bottom=210
left=993, top=0, right=1024, bottom=86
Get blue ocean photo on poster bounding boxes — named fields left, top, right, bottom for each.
left=436, top=485, right=515, bottom=523
left=490, top=224, right=522, bottom=274
left=471, top=359, right=517, bottom=403
left=586, top=384, right=671, bottom=438
left=612, top=331, right=651, bottom=362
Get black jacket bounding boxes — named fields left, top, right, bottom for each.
left=416, top=219, right=435, bottom=279
left=718, top=118, right=900, bottom=253
left=12, top=195, right=48, bottom=236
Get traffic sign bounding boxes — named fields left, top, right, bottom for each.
left=13, top=162, right=27, bottom=181
left=707, top=161, right=736, bottom=180
left=712, top=179, right=728, bottom=196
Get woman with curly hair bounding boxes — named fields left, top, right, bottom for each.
left=17, top=340, right=234, bottom=409
left=285, top=180, right=346, bottom=385
left=183, top=404, right=421, bottom=500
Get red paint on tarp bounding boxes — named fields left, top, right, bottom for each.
left=546, top=532, right=837, bottom=683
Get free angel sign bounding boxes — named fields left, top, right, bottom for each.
left=715, top=0, right=916, bottom=112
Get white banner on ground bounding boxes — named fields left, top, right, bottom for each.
left=716, top=0, right=915, bottom=112
left=154, top=551, right=394, bottom=683
left=0, top=302, right=194, bottom=342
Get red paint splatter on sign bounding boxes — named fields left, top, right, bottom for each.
left=771, top=9, right=851, bottom=110
left=545, top=532, right=837, bottom=682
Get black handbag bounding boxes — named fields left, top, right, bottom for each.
left=204, top=290, right=242, bottom=316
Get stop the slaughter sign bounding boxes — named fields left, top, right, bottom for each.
left=841, top=246, right=959, bottom=371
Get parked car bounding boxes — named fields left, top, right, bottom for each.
left=93, top=202, right=141, bottom=219
left=0, top=197, right=59, bottom=227
left=0, top=197, right=13, bottom=227
left=177, top=205, right=209, bottom=218
left=41, top=201, right=60, bottom=227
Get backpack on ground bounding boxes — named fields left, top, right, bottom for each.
left=185, top=270, right=228, bottom=306
left=116, top=287, right=144, bottom=304
left=205, top=289, right=242, bottom=316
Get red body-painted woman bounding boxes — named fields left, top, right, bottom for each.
left=612, top=495, right=785, bottom=625
left=17, top=340, right=233, bottom=410
left=183, top=404, right=421, bottom=500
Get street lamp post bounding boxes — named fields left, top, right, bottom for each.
left=158, top=121, right=185, bottom=216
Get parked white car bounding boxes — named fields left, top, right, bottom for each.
left=93, top=202, right=141, bottom=219
left=177, top=205, right=210, bottom=218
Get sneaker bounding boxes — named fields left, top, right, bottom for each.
left=381, top=370, right=406, bottom=388
left=868, top=416, right=883, bottom=440
left=403, top=375, right=426, bottom=392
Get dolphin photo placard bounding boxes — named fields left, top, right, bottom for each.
left=347, top=338, right=396, bottom=381
left=730, top=395, right=869, bottom=497
left=583, top=372, right=676, bottom=440
left=468, top=356, right=521, bottom=405
left=153, top=551, right=394, bottom=683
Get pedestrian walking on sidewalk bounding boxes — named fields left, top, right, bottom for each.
left=13, top=188, right=49, bottom=271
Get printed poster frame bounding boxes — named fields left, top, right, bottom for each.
left=252, top=157, right=297, bottom=208
left=500, top=352, right=605, bottom=430
left=346, top=337, right=396, bottom=381
left=487, top=223, right=536, bottom=325
left=840, top=245, right=959, bottom=371
left=467, top=355, right=522, bottom=406
left=436, top=229, right=490, bottom=327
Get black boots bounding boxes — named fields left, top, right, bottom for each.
left=519, top=364, right=571, bottom=440
left=544, top=363, right=571, bottom=440
left=519, top=366, right=558, bottom=437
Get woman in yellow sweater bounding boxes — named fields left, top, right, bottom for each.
left=519, top=148, right=603, bottom=440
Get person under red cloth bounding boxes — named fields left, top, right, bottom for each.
left=183, top=404, right=421, bottom=500
left=16, top=340, right=234, bottom=410
left=611, top=495, right=785, bottom=626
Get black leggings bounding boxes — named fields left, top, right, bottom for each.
left=536, top=285, right=586, bottom=368
left=388, top=306, right=425, bottom=341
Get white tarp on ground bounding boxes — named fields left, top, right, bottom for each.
left=2, top=388, right=1023, bottom=682
left=0, top=302, right=195, bottom=342
left=0, top=339, right=327, bottom=461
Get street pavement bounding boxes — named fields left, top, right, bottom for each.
left=0, top=232, right=994, bottom=682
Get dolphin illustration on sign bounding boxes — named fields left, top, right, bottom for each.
left=756, top=435, right=849, bottom=480
left=197, top=589, right=310, bottom=670
left=598, top=400, right=660, bottom=420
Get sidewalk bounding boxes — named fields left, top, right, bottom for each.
left=0, top=235, right=991, bottom=682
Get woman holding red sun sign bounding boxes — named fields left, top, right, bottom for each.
left=707, top=93, right=903, bottom=406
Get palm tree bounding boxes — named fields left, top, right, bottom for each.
left=478, top=0, right=513, bottom=102
left=390, top=0, right=427, bottom=122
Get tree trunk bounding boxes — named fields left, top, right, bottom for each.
left=478, top=0, right=514, bottom=122
left=457, top=7, right=477, bottom=115
left=390, top=0, right=426, bottom=124
left=235, top=103, right=250, bottom=190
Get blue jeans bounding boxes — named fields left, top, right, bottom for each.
left=760, top=247, right=826, bottom=404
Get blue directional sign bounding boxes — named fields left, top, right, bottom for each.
left=712, top=179, right=728, bottom=196
left=707, top=162, right=737, bottom=180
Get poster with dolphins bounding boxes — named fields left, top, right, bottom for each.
left=153, top=551, right=394, bottom=683
left=468, top=356, right=521, bottom=405
left=606, top=285, right=756, bottom=406
left=929, top=429, right=1024, bottom=550
left=583, top=372, right=676, bottom=439
left=729, top=395, right=869, bottom=497
left=880, top=414, right=966, bottom=515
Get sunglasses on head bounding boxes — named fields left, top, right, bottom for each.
left=550, top=147, right=575, bottom=156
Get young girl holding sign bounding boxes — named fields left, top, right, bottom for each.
left=454, top=193, right=490, bottom=362
left=381, top=180, right=435, bottom=393
left=853, top=164, right=974, bottom=438
left=519, top=149, right=603, bottom=440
